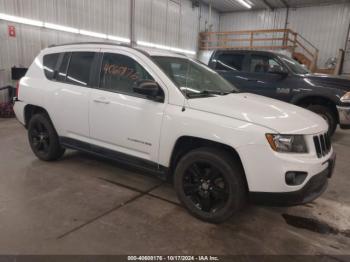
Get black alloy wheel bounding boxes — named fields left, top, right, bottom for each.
left=28, top=113, right=65, bottom=161
left=30, top=121, right=50, bottom=154
left=183, top=161, right=229, bottom=213
left=174, top=148, right=246, bottom=223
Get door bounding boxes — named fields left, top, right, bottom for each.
left=212, top=52, right=252, bottom=92
left=89, top=50, right=166, bottom=162
left=49, top=50, right=98, bottom=140
left=243, top=54, right=292, bottom=101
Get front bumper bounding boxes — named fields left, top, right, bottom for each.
left=249, top=151, right=336, bottom=206
left=337, top=105, right=350, bottom=129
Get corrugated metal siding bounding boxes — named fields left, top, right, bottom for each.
left=199, top=3, right=220, bottom=32
left=180, top=0, right=200, bottom=50
left=201, top=0, right=348, bottom=12
left=135, top=0, right=204, bottom=51
left=0, top=0, right=205, bottom=86
left=343, top=31, right=350, bottom=75
left=219, top=9, right=287, bottom=48
left=219, top=3, right=350, bottom=67
left=288, top=3, right=350, bottom=67
left=0, top=70, right=8, bottom=103
left=135, top=0, right=180, bottom=47
left=220, top=9, right=287, bottom=31
left=0, top=0, right=131, bottom=86
left=201, top=0, right=281, bottom=12
left=0, top=0, right=131, bottom=36
left=167, top=0, right=181, bottom=46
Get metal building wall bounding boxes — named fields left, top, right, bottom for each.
left=134, top=0, right=206, bottom=52
left=343, top=29, right=350, bottom=75
left=0, top=0, right=217, bottom=86
left=219, top=9, right=287, bottom=48
left=134, top=0, right=219, bottom=51
left=0, top=0, right=131, bottom=85
left=199, top=3, right=220, bottom=32
left=288, top=3, right=350, bottom=67
left=220, top=9, right=287, bottom=31
left=219, top=3, right=350, bottom=68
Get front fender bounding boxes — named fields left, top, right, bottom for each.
left=158, top=105, right=272, bottom=168
left=290, top=92, right=340, bottom=106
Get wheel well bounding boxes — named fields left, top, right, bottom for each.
left=295, top=96, right=339, bottom=122
left=24, top=105, right=49, bottom=128
left=169, top=136, right=248, bottom=190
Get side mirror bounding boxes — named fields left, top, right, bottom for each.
left=133, top=80, right=164, bottom=102
left=209, top=59, right=217, bottom=70
left=268, top=65, right=288, bottom=76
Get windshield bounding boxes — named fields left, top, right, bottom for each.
left=278, top=54, right=310, bottom=74
left=152, top=56, right=238, bottom=98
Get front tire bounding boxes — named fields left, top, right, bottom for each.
left=28, top=113, right=65, bottom=161
left=174, top=148, right=246, bottom=223
left=306, top=105, right=337, bottom=136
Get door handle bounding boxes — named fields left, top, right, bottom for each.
left=93, top=97, right=110, bottom=104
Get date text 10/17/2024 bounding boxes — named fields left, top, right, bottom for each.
left=127, top=256, right=220, bottom=261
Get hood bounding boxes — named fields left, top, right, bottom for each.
left=302, top=74, right=350, bottom=91
left=188, top=93, right=328, bottom=135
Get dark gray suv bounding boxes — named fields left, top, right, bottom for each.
left=204, top=50, right=350, bottom=135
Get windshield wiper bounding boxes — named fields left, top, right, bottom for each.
left=201, top=90, right=236, bottom=95
left=186, top=91, right=214, bottom=98
left=205, top=90, right=239, bottom=95
left=186, top=89, right=236, bottom=98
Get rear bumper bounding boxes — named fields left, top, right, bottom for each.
left=337, top=106, right=350, bottom=129
left=249, top=151, right=336, bottom=206
left=13, top=100, right=26, bottom=126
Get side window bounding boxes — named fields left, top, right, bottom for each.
left=56, top=53, right=70, bottom=82
left=43, top=53, right=60, bottom=80
left=100, top=53, right=154, bottom=96
left=66, top=52, right=95, bottom=87
left=215, top=53, right=245, bottom=71
left=250, top=55, right=283, bottom=73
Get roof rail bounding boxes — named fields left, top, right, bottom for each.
left=48, top=42, right=132, bottom=48
left=46, top=41, right=187, bottom=58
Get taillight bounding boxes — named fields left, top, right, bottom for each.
left=16, top=81, right=19, bottom=98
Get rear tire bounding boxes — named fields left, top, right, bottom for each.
left=174, top=147, right=246, bottom=223
left=306, top=105, right=337, bottom=136
left=28, top=113, right=65, bottom=161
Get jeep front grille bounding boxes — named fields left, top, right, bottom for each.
left=313, top=132, right=331, bottom=158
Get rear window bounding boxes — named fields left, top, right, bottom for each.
left=43, top=53, right=60, bottom=80
left=66, top=52, right=95, bottom=87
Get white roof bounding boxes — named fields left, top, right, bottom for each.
left=43, top=42, right=188, bottom=59
left=137, top=47, right=187, bottom=58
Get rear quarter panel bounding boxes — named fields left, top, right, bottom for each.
left=17, top=52, right=53, bottom=123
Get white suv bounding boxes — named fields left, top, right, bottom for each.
left=14, top=42, right=336, bottom=223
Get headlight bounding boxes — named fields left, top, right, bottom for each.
left=266, top=134, right=308, bottom=153
left=340, top=92, right=350, bottom=103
